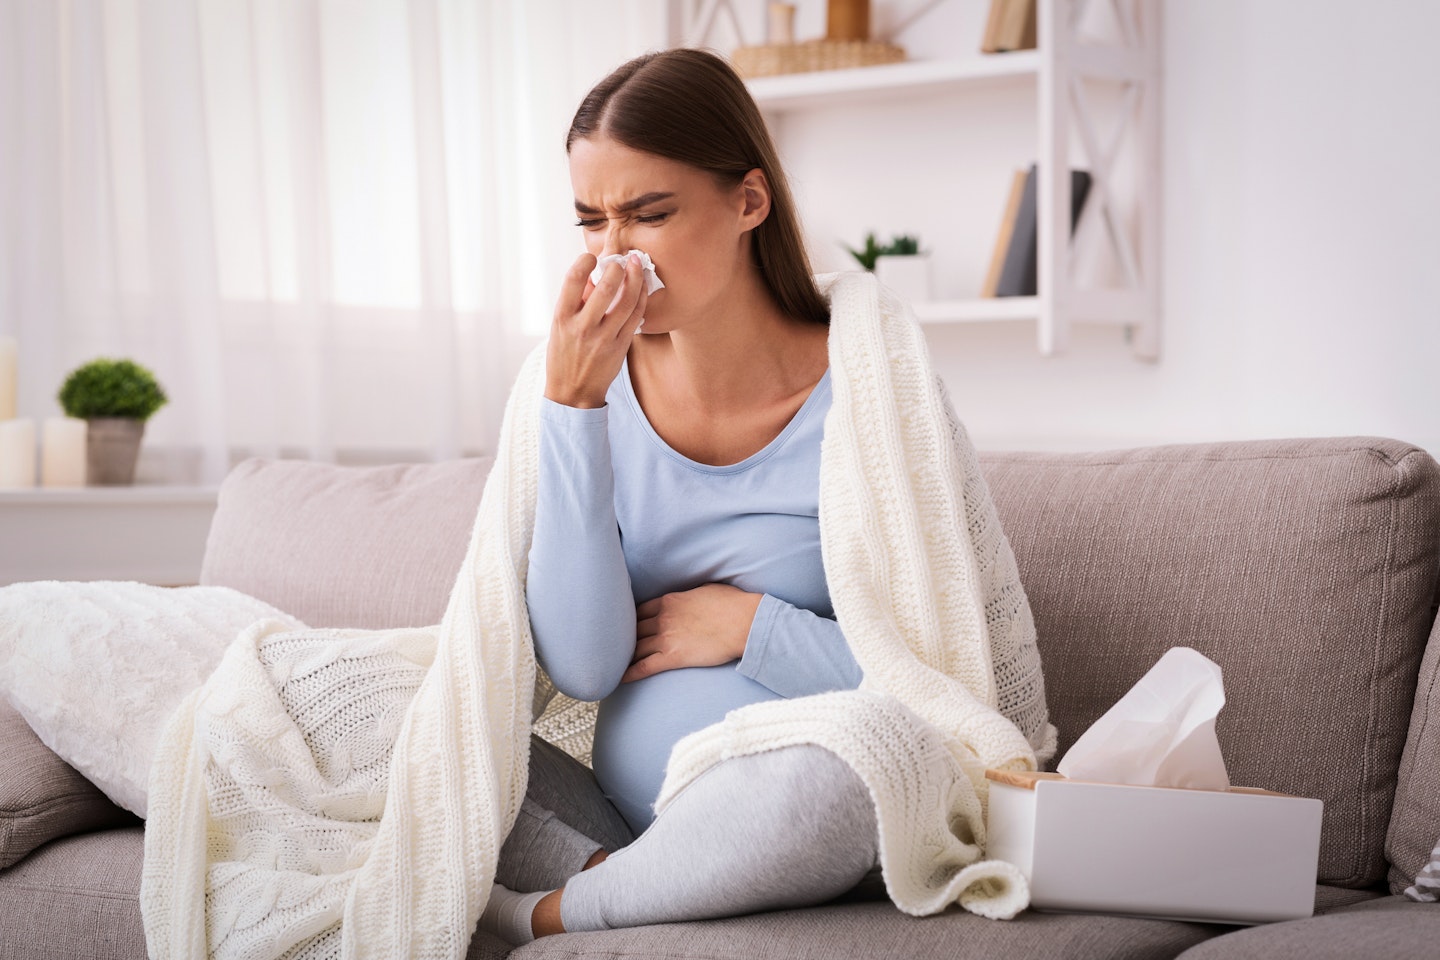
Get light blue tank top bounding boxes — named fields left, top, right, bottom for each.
left=526, top=357, right=863, bottom=835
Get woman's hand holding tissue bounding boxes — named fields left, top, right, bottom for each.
left=546, top=251, right=649, bottom=408
left=622, top=583, right=763, bottom=684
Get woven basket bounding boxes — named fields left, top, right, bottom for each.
left=730, top=39, right=906, bottom=79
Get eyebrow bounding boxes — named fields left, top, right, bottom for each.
left=574, top=191, right=676, bottom=216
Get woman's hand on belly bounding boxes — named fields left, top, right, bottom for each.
left=623, top=584, right=764, bottom=684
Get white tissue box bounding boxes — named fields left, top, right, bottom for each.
left=985, top=770, right=1324, bottom=925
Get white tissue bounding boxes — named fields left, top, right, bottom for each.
left=1056, top=646, right=1231, bottom=790
left=589, top=249, right=665, bottom=313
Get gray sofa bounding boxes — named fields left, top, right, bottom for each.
left=2, top=435, right=1438, bottom=958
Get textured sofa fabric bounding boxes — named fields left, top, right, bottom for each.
left=506, top=899, right=1226, bottom=960
left=0, top=827, right=147, bottom=960
left=0, top=702, right=138, bottom=870
left=1, top=437, right=1437, bottom=959
left=1174, top=895, right=1440, bottom=959
left=977, top=437, right=1440, bottom=889
left=199, top=455, right=495, bottom=630
left=1388, top=610, right=1440, bottom=894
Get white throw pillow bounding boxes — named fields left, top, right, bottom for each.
left=0, top=580, right=306, bottom=817
left=1405, top=837, right=1440, bottom=902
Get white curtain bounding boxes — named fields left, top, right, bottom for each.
left=0, top=0, right=666, bottom=485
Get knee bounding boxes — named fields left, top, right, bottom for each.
left=768, top=746, right=877, bottom=843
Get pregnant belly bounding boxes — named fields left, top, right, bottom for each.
left=591, top=663, right=783, bottom=835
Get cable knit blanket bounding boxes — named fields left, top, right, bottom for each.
left=140, top=271, right=1056, bottom=959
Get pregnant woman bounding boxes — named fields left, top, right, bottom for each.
left=475, top=48, right=1052, bottom=947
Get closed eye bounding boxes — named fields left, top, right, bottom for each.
left=574, top=212, right=672, bottom=229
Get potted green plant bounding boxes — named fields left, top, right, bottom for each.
left=57, top=358, right=169, bottom=485
left=846, top=231, right=932, bottom=303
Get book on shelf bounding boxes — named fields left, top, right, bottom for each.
left=981, top=0, right=1037, bottom=54
left=980, top=169, right=1028, bottom=298
left=988, top=163, right=1093, bottom=298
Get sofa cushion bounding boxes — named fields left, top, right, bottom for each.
left=1387, top=610, right=1440, bottom=894
left=199, top=456, right=494, bottom=629
left=0, top=702, right=137, bottom=870
left=0, top=827, right=147, bottom=960
left=1312, top=883, right=1385, bottom=913
left=0, top=821, right=516, bottom=960
left=1172, top=895, right=1440, bottom=959
left=976, top=437, right=1440, bottom=889
left=507, top=899, right=1223, bottom=960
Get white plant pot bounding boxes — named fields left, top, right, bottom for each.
left=873, top=253, right=932, bottom=304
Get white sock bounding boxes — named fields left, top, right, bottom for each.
left=477, top=881, right=551, bottom=946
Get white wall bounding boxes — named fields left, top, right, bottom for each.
left=154, top=0, right=1431, bottom=470
left=942, top=0, right=1439, bottom=454
left=767, top=0, right=1440, bottom=456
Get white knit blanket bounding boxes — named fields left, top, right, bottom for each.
left=140, top=271, right=1056, bottom=959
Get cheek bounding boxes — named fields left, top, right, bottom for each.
left=647, top=224, right=708, bottom=281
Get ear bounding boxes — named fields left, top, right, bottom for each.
left=737, top=168, right=772, bottom=231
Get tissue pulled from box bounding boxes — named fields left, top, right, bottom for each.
left=1056, top=646, right=1231, bottom=790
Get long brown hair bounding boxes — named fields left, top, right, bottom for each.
left=567, top=49, right=829, bottom=326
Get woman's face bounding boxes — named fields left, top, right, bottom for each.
left=568, top=135, right=765, bottom=334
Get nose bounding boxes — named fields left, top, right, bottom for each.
left=599, top=220, right=631, bottom=258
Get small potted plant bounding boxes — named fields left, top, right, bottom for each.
left=57, top=358, right=169, bottom=485
left=846, top=231, right=932, bottom=303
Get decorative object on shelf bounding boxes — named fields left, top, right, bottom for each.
left=57, top=357, right=169, bottom=486
left=826, top=0, right=869, bottom=41
left=844, top=231, right=919, bottom=269
left=0, top=334, right=16, bottom=421
left=767, top=2, right=796, bottom=44
left=875, top=251, right=933, bottom=305
left=987, top=163, right=1092, bottom=298
left=0, top=418, right=37, bottom=489
left=845, top=232, right=932, bottom=303
left=730, top=0, right=902, bottom=79
left=981, top=0, right=1037, bottom=53
left=844, top=231, right=886, bottom=271
left=731, top=38, right=905, bottom=79
left=40, top=417, right=87, bottom=487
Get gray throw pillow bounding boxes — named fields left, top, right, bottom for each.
left=0, top=701, right=138, bottom=869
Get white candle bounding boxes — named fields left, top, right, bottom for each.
left=41, top=416, right=87, bottom=487
left=0, top=417, right=37, bottom=489
left=0, top=335, right=17, bottom=422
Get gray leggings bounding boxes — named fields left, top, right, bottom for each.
left=495, top=733, right=887, bottom=933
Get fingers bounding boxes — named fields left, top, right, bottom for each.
left=555, top=252, right=597, bottom=320
left=545, top=252, right=646, bottom=407
left=623, top=276, right=649, bottom=337
left=583, top=253, right=646, bottom=329
left=630, top=634, right=654, bottom=664
left=583, top=258, right=625, bottom=317
left=626, top=616, right=659, bottom=682
left=621, top=654, right=659, bottom=684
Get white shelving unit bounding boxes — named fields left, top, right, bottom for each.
left=668, top=0, right=1162, bottom=361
